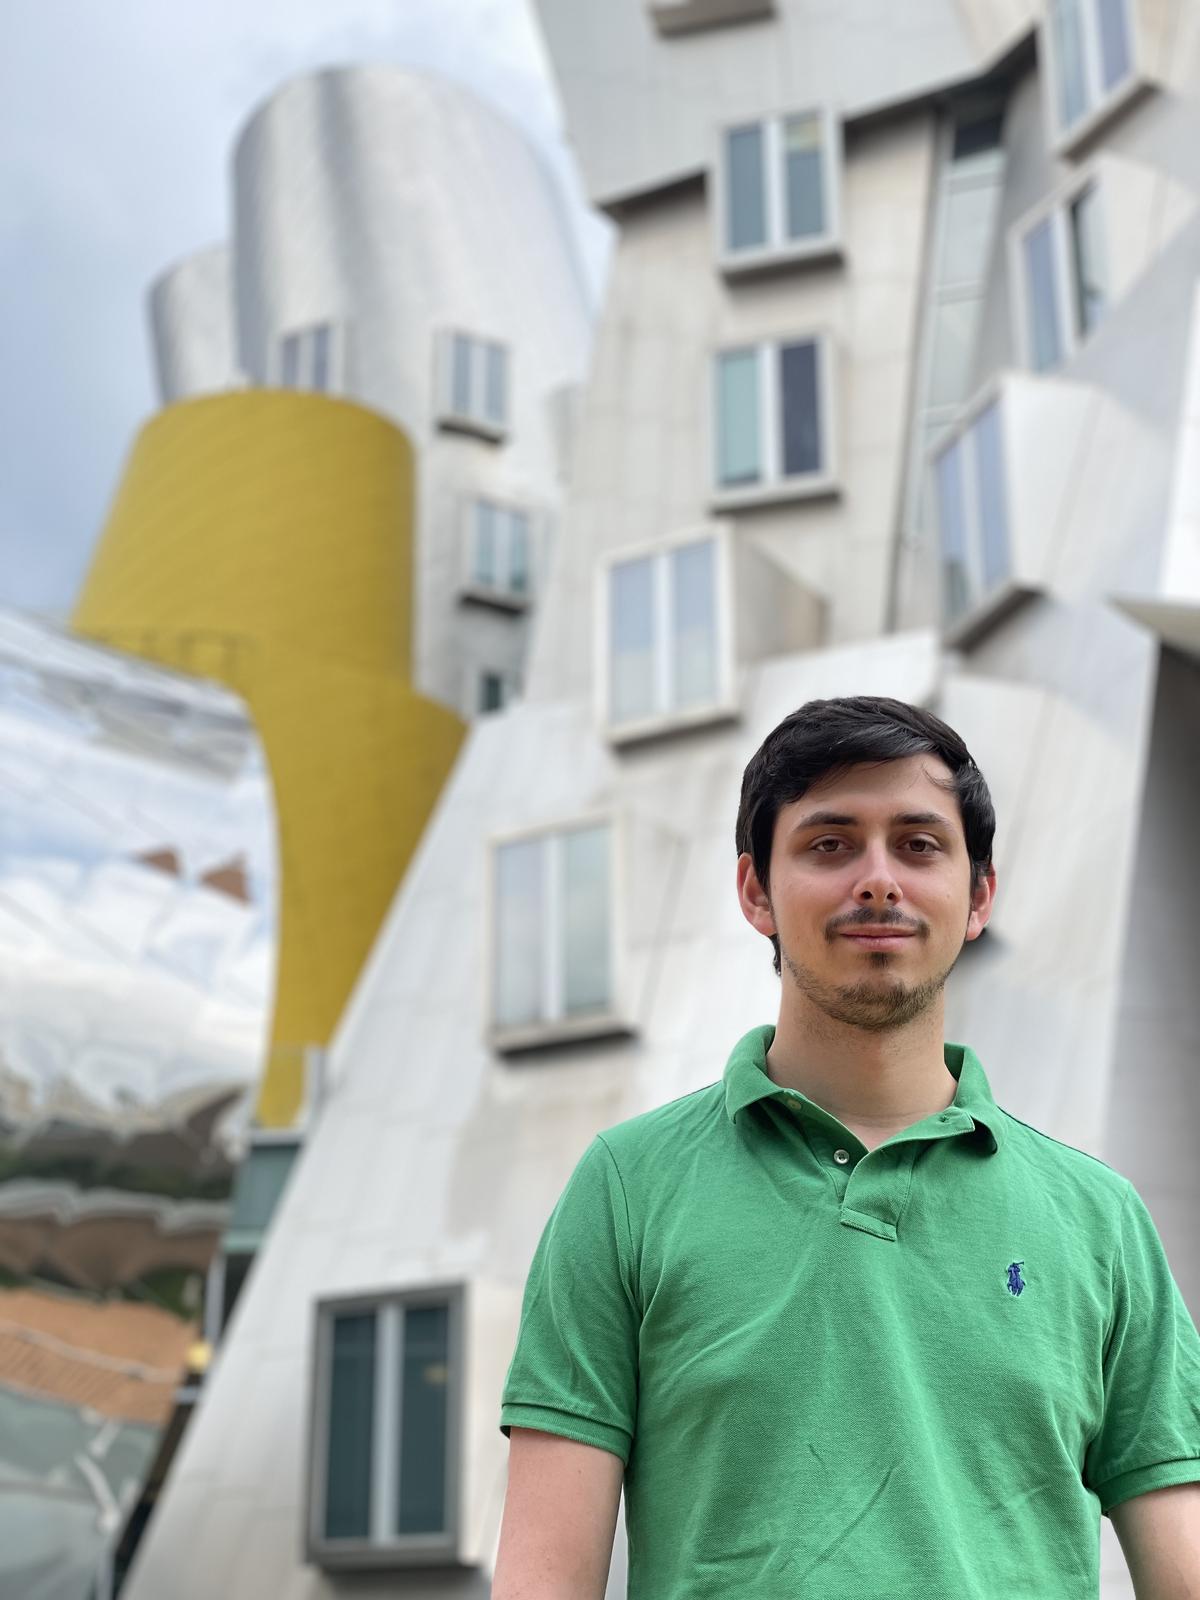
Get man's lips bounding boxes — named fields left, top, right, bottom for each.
left=838, top=927, right=917, bottom=948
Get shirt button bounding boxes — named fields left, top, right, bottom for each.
left=833, top=1149, right=850, bottom=1165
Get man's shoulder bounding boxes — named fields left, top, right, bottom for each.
left=595, top=1079, right=727, bottom=1168
left=996, top=1106, right=1131, bottom=1208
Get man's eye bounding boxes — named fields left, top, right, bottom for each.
left=812, top=839, right=844, bottom=853
left=907, top=838, right=939, bottom=854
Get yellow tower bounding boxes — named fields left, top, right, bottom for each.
left=74, top=390, right=465, bottom=1127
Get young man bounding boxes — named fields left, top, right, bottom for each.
left=494, top=697, right=1200, bottom=1598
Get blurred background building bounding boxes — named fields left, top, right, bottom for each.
left=8, top=0, right=1200, bottom=1596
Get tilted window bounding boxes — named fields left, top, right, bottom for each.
left=649, top=0, right=774, bottom=37
left=1015, top=177, right=1107, bottom=372
left=933, top=397, right=1011, bottom=626
left=462, top=499, right=531, bottom=606
left=276, top=322, right=343, bottom=393
left=308, top=1288, right=461, bottom=1568
left=713, top=335, right=835, bottom=503
left=718, top=108, right=841, bottom=271
left=490, top=820, right=620, bottom=1047
left=1044, top=0, right=1137, bottom=146
left=603, top=532, right=734, bottom=738
left=437, top=331, right=509, bottom=440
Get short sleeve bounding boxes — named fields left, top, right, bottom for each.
left=499, top=1134, right=640, bottom=1465
left=1084, top=1181, right=1200, bottom=1513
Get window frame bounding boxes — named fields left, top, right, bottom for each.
left=467, top=664, right=522, bottom=717
left=270, top=321, right=346, bottom=394
left=459, top=497, right=534, bottom=611
left=709, top=331, right=839, bottom=509
left=596, top=523, right=739, bottom=744
left=712, top=106, right=843, bottom=276
left=1040, top=0, right=1145, bottom=156
left=485, top=811, right=631, bottom=1054
left=1009, top=164, right=1108, bottom=374
left=305, top=1283, right=465, bottom=1571
left=436, top=330, right=510, bottom=442
left=928, top=377, right=1015, bottom=636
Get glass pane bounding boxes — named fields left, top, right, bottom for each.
left=670, top=540, right=718, bottom=711
left=1069, top=183, right=1107, bottom=338
left=397, top=1304, right=450, bottom=1536
left=973, top=402, right=1010, bottom=593
left=716, top=350, right=760, bottom=486
left=780, top=339, right=822, bottom=478
left=281, top=333, right=301, bottom=388
left=952, top=112, right=1004, bottom=165
left=1050, top=0, right=1090, bottom=130
left=783, top=112, right=826, bottom=241
left=928, top=298, right=980, bottom=409
left=609, top=556, right=656, bottom=724
left=480, top=672, right=505, bottom=713
left=1096, top=0, right=1133, bottom=92
left=311, top=324, right=331, bottom=392
left=509, top=512, right=529, bottom=595
left=562, top=826, right=611, bottom=1017
left=940, top=183, right=1002, bottom=287
left=1023, top=216, right=1063, bottom=372
left=725, top=124, right=766, bottom=252
left=935, top=439, right=972, bottom=623
left=451, top=334, right=473, bottom=415
left=474, top=502, right=497, bottom=587
left=485, top=342, right=507, bottom=426
left=494, top=838, right=544, bottom=1027
left=324, top=1312, right=376, bottom=1541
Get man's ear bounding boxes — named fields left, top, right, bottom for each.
left=737, top=852, right=776, bottom=939
left=965, top=863, right=997, bottom=942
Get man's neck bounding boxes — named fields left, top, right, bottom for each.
left=765, top=993, right=958, bottom=1151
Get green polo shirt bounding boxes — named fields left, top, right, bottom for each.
left=500, top=1024, right=1200, bottom=1598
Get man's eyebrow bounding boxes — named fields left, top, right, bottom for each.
left=789, top=809, right=956, bottom=833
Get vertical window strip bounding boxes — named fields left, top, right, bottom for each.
left=370, top=1303, right=401, bottom=1543
left=324, top=1311, right=377, bottom=1541
left=972, top=402, right=1011, bottom=593
left=1095, top=0, right=1133, bottom=92
left=397, top=1303, right=450, bottom=1535
left=782, top=111, right=826, bottom=241
left=1023, top=215, right=1063, bottom=371
left=652, top=551, right=673, bottom=716
left=1068, top=183, right=1106, bottom=338
left=543, top=833, right=563, bottom=1022
left=726, top=123, right=767, bottom=251
left=716, top=348, right=762, bottom=486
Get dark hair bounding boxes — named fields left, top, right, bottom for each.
left=735, top=696, right=995, bottom=974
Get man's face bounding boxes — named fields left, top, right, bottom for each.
left=737, top=754, right=995, bottom=1032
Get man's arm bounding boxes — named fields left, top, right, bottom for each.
left=492, top=1426, right=624, bottom=1600
left=1111, top=1483, right=1200, bottom=1599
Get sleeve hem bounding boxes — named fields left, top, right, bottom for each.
left=499, top=1403, right=631, bottom=1465
left=1096, top=1457, right=1200, bottom=1514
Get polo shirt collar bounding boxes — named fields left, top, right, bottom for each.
left=722, top=1024, right=1005, bottom=1154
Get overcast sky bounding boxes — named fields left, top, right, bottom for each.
left=0, top=0, right=607, bottom=619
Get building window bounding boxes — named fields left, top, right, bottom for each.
left=1045, top=0, right=1136, bottom=144
left=462, top=500, right=531, bottom=606
left=490, top=821, right=617, bottom=1044
left=933, top=397, right=1010, bottom=626
left=713, top=336, right=834, bottom=502
left=717, top=108, right=841, bottom=271
left=438, top=332, right=509, bottom=440
left=603, top=532, right=733, bottom=736
left=649, top=0, right=774, bottom=36
left=276, top=323, right=342, bottom=393
left=478, top=670, right=520, bottom=714
left=1016, top=178, right=1107, bottom=372
left=308, top=1290, right=460, bottom=1567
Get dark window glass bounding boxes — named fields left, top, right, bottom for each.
left=509, top=513, right=530, bottom=594
left=324, top=1312, right=376, bottom=1540
left=281, top=333, right=302, bottom=388
left=779, top=340, right=822, bottom=477
left=485, top=342, right=507, bottom=426
left=1023, top=216, right=1062, bottom=371
left=936, top=437, right=971, bottom=622
left=1096, top=0, right=1133, bottom=92
left=398, top=1303, right=451, bottom=1535
left=952, top=112, right=1004, bottom=161
left=783, top=112, right=826, bottom=240
left=726, top=124, right=766, bottom=251
left=1050, top=0, right=1089, bottom=130
left=220, top=1252, right=254, bottom=1333
left=311, top=324, right=331, bottom=391
left=973, top=402, right=1010, bottom=592
left=480, top=672, right=505, bottom=714
left=1069, top=183, right=1106, bottom=338
left=451, top=335, right=473, bottom=415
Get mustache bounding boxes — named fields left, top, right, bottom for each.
left=827, top=910, right=926, bottom=936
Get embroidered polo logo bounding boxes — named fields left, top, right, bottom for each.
left=1006, top=1260, right=1026, bottom=1297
